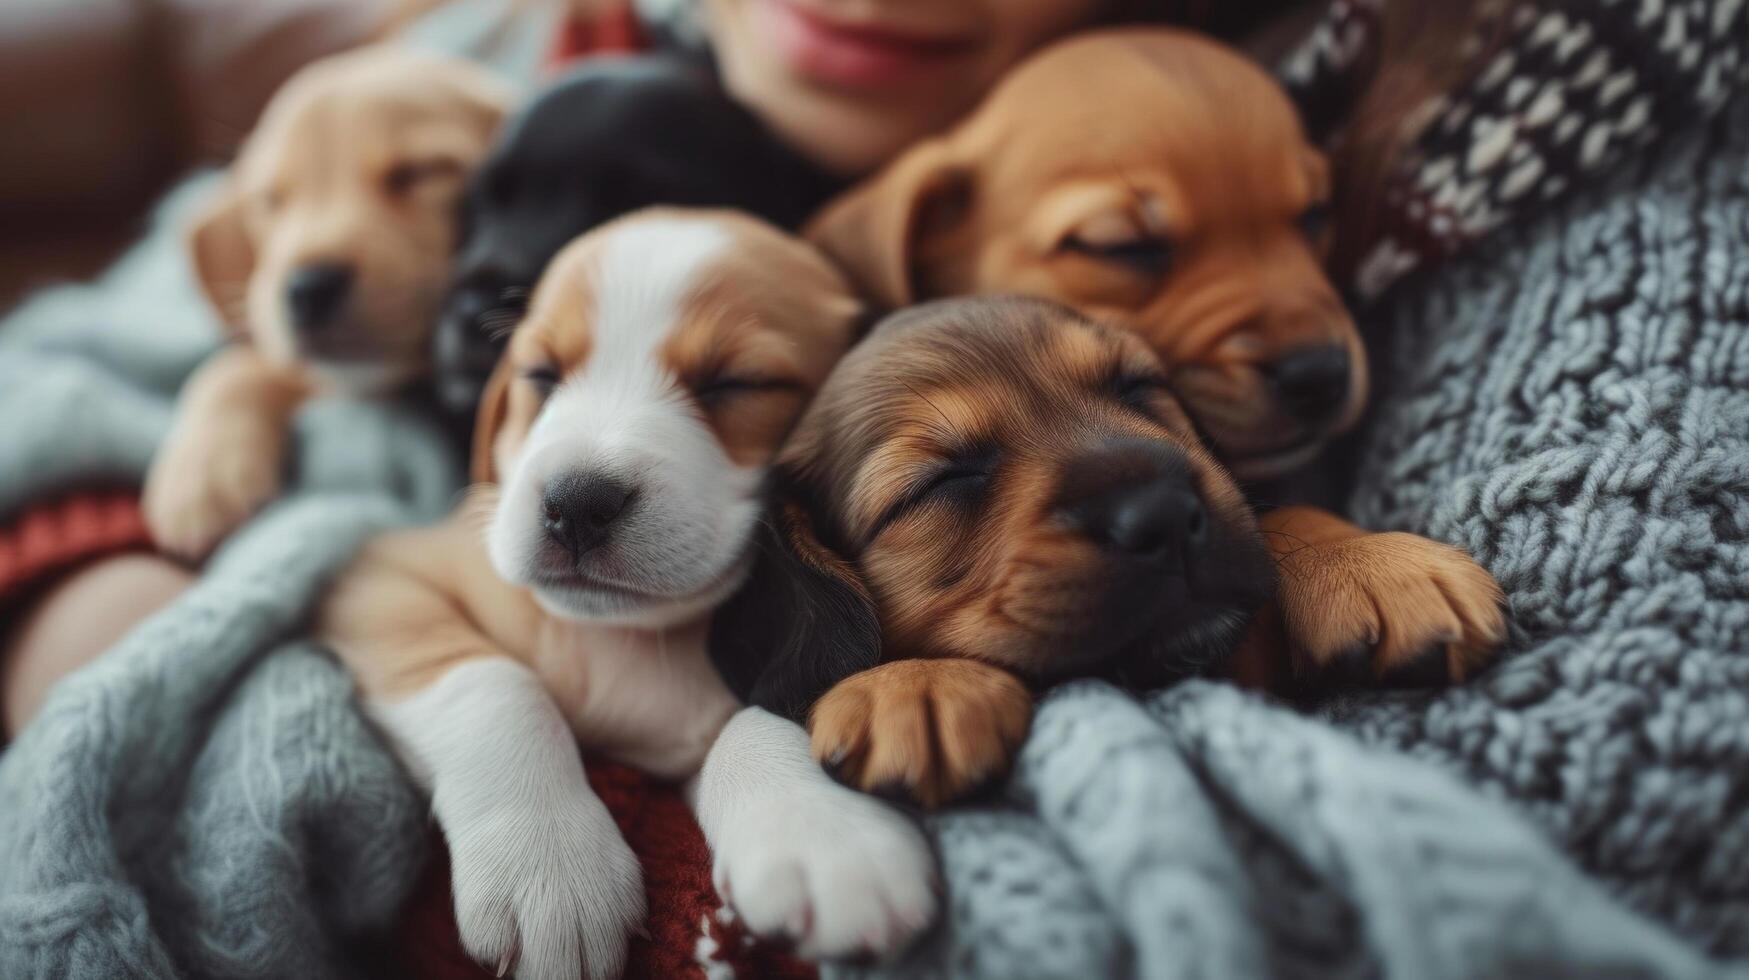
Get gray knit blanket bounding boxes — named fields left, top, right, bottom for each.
left=0, top=177, right=463, bottom=979
left=844, top=93, right=1749, bottom=980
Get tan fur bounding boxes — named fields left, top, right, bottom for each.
left=148, top=46, right=511, bottom=561
left=1253, top=506, right=1506, bottom=682
left=809, top=659, right=1033, bottom=809
left=806, top=28, right=1508, bottom=693
left=806, top=27, right=1365, bottom=474
left=317, top=210, right=863, bottom=778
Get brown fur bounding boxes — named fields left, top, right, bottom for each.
left=146, top=46, right=511, bottom=561
left=803, top=27, right=1508, bottom=701
left=809, top=659, right=1033, bottom=809
left=781, top=302, right=1259, bottom=677
left=807, top=28, right=1364, bottom=476
left=713, top=298, right=1279, bottom=806
left=1240, top=506, right=1506, bottom=684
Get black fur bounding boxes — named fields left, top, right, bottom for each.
left=709, top=493, right=881, bottom=724
left=432, top=53, right=844, bottom=427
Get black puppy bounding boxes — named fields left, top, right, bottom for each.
left=433, top=54, right=844, bottom=422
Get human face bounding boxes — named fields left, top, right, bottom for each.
left=704, top=0, right=1105, bottom=175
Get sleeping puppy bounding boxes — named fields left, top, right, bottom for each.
left=712, top=296, right=1280, bottom=807
left=808, top=28, right=1505, bottom=695
left=143, top=45, right=511, bottom=560
left=808, top=27, right=1359, bottom=480
left=432, top=53, right=842, bottom=424
left=317, top=209, right=935, bottom=980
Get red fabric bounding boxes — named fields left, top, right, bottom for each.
left=0, top=491, right=150, bottom=600
left=398, top=760, right=817, bottom=980
left=548, top=2, right=650, bottom=72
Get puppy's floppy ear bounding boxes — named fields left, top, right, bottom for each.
left=186, top=179, right=255, bottom=334
left=469, top=355, right=515, bottom=485
left=805, top=139, right=971, bottom=310
left=709, top=483, right=882, bottom=723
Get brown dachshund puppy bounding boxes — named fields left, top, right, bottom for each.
left=711, top=297, right=1279, bottom=807
left=807, top=28, right=1505, bottom=706
left=143, top=45, right=511, bottom=560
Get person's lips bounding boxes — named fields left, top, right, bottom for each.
left=756, top=0, right=978, bottom=89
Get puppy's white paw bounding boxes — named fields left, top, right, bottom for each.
left=448, top=799, right=646, bottom=980
left=143, top=417, right=284, bottom=561
left=713, top=780, right=937, bottom=961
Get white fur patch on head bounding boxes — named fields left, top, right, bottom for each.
left=488, top=216, right=763, bottom=628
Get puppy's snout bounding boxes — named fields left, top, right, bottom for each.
left=1056, top=441, right=1207, bottom=565
left=540, top=471, right=634, bottom=559
left=285, top=262, right=355, bottom=331
left=1264, top=346, right=1350, bottom=420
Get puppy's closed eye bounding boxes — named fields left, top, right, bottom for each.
left=870, top=446, right=998, bottom=541
left=1109, top=371, right=1173, bottom=419
left=1063, top=235, right=1173, bottom=278
left=385, top=158, right=466, bottom=198
left=693, top=375, right=802, bottom=406
left=1059, top=204, right=1175, bottom=279
left=521, top=364, right=561, bottom=399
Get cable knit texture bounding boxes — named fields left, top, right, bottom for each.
left=839, top=80, right=1749, bottom=980
left=1329, top=94, right=1749, bottom=952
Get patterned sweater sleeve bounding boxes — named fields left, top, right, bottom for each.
left=1278, top=0, right=1749, bottom=301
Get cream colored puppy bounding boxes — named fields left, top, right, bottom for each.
left=317, top=209, right=937, bottom=980
left=144, top=44, right=511, bottom=560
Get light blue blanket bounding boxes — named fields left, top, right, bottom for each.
left=0, top=178, right=463, bottom=979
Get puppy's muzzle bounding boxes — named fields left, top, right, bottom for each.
left=1054, top=439, right=1208, bottom=570
left=285, top=262, right=355, bottom=334
left=541, top=470, right=635, bottom=560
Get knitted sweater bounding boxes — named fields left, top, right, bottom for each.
left=840, top=63, right=1749, bottom=980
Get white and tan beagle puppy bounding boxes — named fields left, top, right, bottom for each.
left=316, top=209, right=936, bottom=980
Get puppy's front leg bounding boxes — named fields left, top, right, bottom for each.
left=373, top=658, right=645, bottom=980
left=144, top=346, right=310, bottom=561
left=689, top=707, right=938, bottom=961
left=1258, top=505, right=1506, bottom=686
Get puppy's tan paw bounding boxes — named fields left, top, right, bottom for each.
left=810, top=659, right=1032, bottom=809
left=143, top=420, right=285, bottom=562
left=1276, top=531, right=1506, bottom=686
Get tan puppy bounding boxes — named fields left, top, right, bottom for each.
left=317, top=210, right=936, bottom=980
left=144, top=45, right=511, bottom=560
left=808, top=28, right=1505, bottom=697
left=809, top=27, right=1360, bottom=479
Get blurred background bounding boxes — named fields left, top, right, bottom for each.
left=0, top=0, right=486, bottom=310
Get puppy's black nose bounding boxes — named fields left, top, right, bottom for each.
left=1069, top=477, right=1206, bottom=561
left=1267, top=346, right=1350, bottom=419
left=285, top=262, right=355, bottom=331
left=1056, top=440, right=1208, bottom=564
left=541, top=472, right=633, bottom=558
